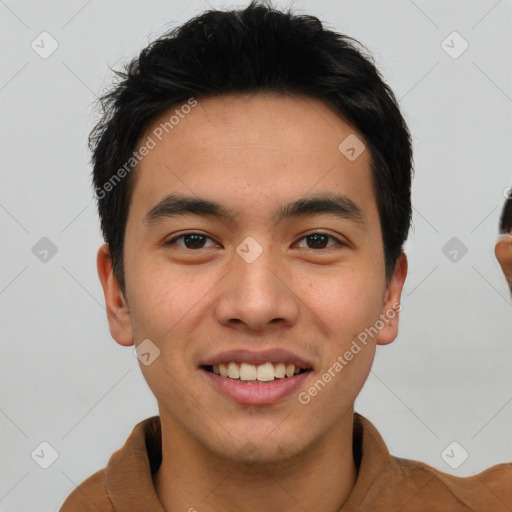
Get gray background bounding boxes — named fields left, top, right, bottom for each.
left=1, top=0, right=511, bottom=510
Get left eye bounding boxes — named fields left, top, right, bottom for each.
left=165, top=232, right=343, bottom=250
left=295, top=232, right=343, bottom=249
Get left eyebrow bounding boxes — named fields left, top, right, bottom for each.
left=143, top=192, right=366, bottom=228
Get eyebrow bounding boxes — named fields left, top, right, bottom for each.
left=143, top=193, right=366, bottom=228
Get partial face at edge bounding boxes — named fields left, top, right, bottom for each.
left=99, top=92, right=407, bottom=463
left=495, top=234, right=512, bottom=293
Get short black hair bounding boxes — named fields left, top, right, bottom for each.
left=499, top=195, right=512, bottom=234
left=90, top=0, right=413, bottom=295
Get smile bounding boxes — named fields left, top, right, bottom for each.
left=200, top=363, right=312, bottom=405
left=204, top=361, right=310, bottom=383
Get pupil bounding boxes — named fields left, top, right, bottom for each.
left=308, top=234, right=327, bottom=249
left=185, top=234, right=205, bottom=249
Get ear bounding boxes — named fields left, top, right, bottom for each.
left=495, top=234, right=512, bottom=288
left=96, top=243, right=134, bottom=346
left=376, top=252, right=408, bottom=346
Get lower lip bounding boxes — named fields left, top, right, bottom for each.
left=200, top=368, right=311, bottom=405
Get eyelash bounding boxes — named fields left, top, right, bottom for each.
left=165, top=231, right=346, bottom=250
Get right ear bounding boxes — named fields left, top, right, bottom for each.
left=495, top=234, right=512, bottom=289
left=96, top=243, right=134, bottom=346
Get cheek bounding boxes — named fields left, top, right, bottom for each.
left=127, top=259, right=205, bottom=342
left=129, top=267, right=207, bottom=399
left=301, top=267, right=384, bottom=340
left=296, top=338, right=376, bottom=435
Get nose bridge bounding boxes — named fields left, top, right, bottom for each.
left=214, top=238, right=299, bottom=330
left=236, top=245, right=279, bottom=299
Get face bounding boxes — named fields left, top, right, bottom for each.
left=495, top=234, right=512, bottom=293
left=98, top=92, right=407, bottom=464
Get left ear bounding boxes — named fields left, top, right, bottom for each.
left=376, top=252, right=408, bottom=346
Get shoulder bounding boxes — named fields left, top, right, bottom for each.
left=352, top=414, right=512, bottom=511
left=59, top=468, right=114, bottom=512
left=392, top=456, right=512, bottom=511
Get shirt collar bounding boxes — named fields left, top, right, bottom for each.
left=105, top=416, right=165, bottom=511
left=104, top=412, right=392, bottom=511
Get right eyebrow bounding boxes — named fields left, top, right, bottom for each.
left=143, top=194, right=235, bottom=226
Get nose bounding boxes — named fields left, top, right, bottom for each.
left=214, top=242, right=300, bottom=332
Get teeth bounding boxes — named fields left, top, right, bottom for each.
left=275, top=363, right=286, bottom=378
left=210, top=361, right=306, bottom=381
left=240, top=362, right=257, bottom=381
left=227, top=362, right=240, bottom=379
left=256, top=362, right=275, bottom=381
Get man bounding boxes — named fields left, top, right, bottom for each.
left=496, top=193, right=512, bottom=292
left=60, top=2, right=512, bottom=511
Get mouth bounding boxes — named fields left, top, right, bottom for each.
left=201, top=361, right=312, bottom=383
left=198, top=349, right=315, bottom=404
left=199, top=358, right=313, bottom=405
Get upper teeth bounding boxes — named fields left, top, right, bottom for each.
left=213, top=362, right=301, bottom=381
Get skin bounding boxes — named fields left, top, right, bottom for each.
left=495, top=233, right=512, bottom=292
left=97, top=92, right=408, bottom=512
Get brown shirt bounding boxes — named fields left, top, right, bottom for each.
left=59, top=413, right=512, bottom=511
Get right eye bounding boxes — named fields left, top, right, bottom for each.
left=164, top=232, right=220, bottom=250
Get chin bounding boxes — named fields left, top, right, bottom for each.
left=215, top=411, right=344, bottom=468
left=219, top=436, right=308, bottom=467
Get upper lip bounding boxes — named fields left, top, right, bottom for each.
left=199, top=348, right=315, bottom=370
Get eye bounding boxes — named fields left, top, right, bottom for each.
left=165, top=232, right=219, bottom=250
left=164, top=231, right=346, bottom=251
left=295, top=232, right=345, bottom=250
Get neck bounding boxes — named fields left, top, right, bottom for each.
left=154, top=410, right=357, bottom=512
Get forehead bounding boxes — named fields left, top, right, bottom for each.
left=128, top=92, right=378, bottom=227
